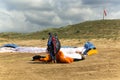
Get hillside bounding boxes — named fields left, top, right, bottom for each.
left=0, top=20, right=120, bottom=40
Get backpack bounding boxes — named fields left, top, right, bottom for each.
left=83, top=42, right=96, bottom=55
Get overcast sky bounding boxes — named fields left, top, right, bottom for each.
left=0, top=0, right=120, bottom=33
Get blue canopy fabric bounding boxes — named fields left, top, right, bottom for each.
left=3, top=44, right=19, bottom=48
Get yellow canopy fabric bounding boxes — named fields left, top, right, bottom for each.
left=87, top=49, right=98, bottom=56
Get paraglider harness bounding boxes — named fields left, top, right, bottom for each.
left=47, top=33, right=61, bottom=63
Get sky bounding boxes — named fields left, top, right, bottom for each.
left=0, top=0, right=120, bottom=33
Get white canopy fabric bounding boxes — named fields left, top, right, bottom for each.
left=60, top=47, right=85, bottom=59
left=0, top=47, right=86, bottom=59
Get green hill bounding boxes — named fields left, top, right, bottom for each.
left=0, top=20, right=120, bottom=40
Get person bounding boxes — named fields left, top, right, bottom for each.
left=47, top=33, right=61, bottom=63
left=47, top=32, right=54, bottom=63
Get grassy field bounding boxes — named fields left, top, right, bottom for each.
left=0, top=38, right=120, bottom=80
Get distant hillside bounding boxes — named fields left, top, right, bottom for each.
left=0, top=20, right=120, bottom=40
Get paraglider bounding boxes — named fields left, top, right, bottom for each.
left=32, top=33, right=98, bottom=63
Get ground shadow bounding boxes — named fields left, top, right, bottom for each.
left=28, top=60, right=48, bottom=64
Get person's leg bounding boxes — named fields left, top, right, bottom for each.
left=48, top=46, right=57, bottom=63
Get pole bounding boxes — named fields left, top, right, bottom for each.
left=103, top=8, right=105, bottom=20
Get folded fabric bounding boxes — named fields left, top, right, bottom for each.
left=2, top=44, right=19, bottom=48
left=87, top=49, right=98, bottom=56
left=83, top=42, right=96, bottom=55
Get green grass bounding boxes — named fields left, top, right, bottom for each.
left=0, top=19, right=120, bottom=40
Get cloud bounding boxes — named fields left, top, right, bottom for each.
left=0, top=0, right=120, bottom=33
left=3, top=0, right=52, bottom=11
